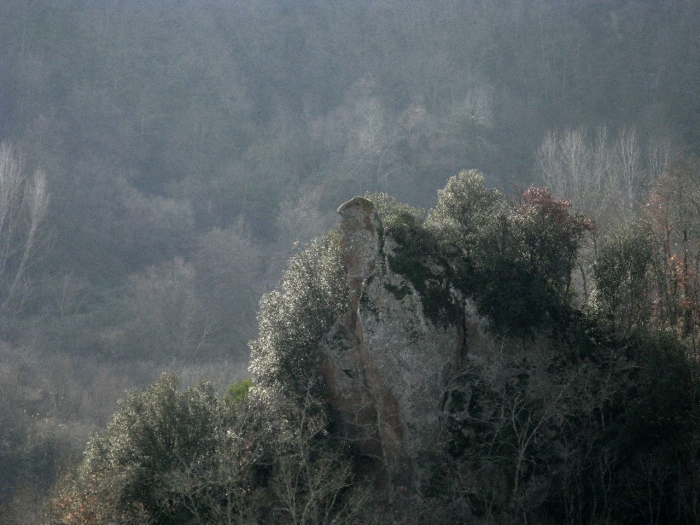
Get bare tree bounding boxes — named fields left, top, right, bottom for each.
left=0, top=142, right=49, bottom=315
left=159, top=402, right=266, bottom=525
left=613, top=126, right=642, bottom=218
left=646, top=133, right=673, bottom=184
left=270, top=390, right=368, bottom=525
left=114, top=258, right=217, bottom=361
left=536, top=126, right=667, bottom=230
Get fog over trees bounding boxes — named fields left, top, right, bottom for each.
left=1, top=1, right=700, bottom=522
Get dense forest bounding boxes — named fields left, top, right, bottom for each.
left=1, top=0, right=700, bottom=522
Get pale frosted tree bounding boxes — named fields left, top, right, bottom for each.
left=538, top=128, right=590, bottom=202
left=309, top=79, right=402, bottom=198
left=613, top=126, right=642, bottom=217
left=105, top=258, right=216, bottom=361
left=0, top=142, right=49, bottom=314
left=646, top=132, right=673, bottom=184
left=537, top=127, right=652, bottom=302
left=536, top=126, right=671, bottom=230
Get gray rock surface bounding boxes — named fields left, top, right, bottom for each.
left=321, top=197, right=488, bottom=489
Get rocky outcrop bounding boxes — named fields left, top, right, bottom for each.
left=320, top=197, right=488, bottom=489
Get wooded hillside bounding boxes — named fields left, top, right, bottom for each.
left=1, top=1, right=700, bottom=522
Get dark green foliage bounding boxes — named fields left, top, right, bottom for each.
left=50, top=374, right=365, bottom=525
left=475, top=187, right=594, bottom=335
left=77, top=374, right=221, bottom=524
left=433, top=325, right=700, bottom=525
left=377, top=178, right=594, bottom=336
left=589, top=333, right=699, bottom=524
left=613, top=333, right=693, bottom=451
left=48, top=172, right=700, bottom=524
left=427, top=171, right=595, bottom=336
left=514, top=188, right=595, bottom=297
left=592, top=221, right=656, bottom=332
left=371, top=192, right=460, bottom=326
left=418, top=174, right=700, bottom=522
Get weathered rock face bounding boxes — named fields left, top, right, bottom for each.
left=320, top=197, right=486, bottom=489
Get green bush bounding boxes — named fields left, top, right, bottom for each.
left=224, top=378, right=252, bottom=407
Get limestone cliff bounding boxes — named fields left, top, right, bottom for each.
left=320, top=196, right=488, bottom=489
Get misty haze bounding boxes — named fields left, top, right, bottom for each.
left=1, top=1, right=700, bottom=523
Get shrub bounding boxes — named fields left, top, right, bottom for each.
left=249, top=232, right=348, bottom=399
left=50, top=375, right=222, bottom=524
